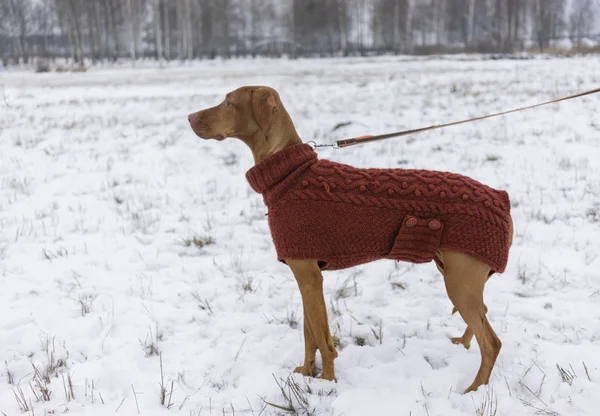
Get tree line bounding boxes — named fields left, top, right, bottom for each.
left=0, top=0, right=598, bottom=66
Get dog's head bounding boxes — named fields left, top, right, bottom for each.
left=188, top=86, right=280, bottom=142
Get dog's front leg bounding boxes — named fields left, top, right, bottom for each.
left=293, top=304, right=318, bottom=377
left=286, top=259, right=338, bottom=381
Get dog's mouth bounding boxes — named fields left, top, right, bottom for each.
left=205, top=134, right=226, bottom=141
left=192, top=126, right=226, bottom=141
left=200, top=131, right=226, bottom=141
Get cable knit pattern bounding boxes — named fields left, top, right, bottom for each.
left=246, top=143, right=512, bottom=273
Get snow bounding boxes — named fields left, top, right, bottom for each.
left=1, top=55, right=600, bottom=416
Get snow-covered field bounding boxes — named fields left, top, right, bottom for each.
left=1, top=55, right=600, bottom=416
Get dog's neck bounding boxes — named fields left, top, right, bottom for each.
left=239, top=108, right=302, bottom=164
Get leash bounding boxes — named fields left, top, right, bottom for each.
left=308, top=87, right=600, bottom=149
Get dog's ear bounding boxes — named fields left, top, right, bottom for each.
left=251, top=88, right=278, bottom=136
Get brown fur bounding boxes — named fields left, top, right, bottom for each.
left=188, top=86, right=513, bottom=393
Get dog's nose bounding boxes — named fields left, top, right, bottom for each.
left=187, top=114, right=194, bottom=124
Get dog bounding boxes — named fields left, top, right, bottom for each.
left=188, top=86, right=513, bottom=393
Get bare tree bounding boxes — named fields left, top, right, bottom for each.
left=153, top=0, right=163, bottom=63
left=0, top=3, right=7, bottom=65
left=4, top=0, right=31, bottom=63
left=102, top=0, right=116, bottom=61
left=287, top=0, right=296, bottom=58
left=293, top=0, right=341, bottom=55
left=446, top=0, right=473, bottom=47
left=532, top=0, right=566, bottom=52
left=248, top=0, right=259, bottom=56
left=569, top=0, right=597, bottom=46
left=1, top=0, right=598, bottom=66
left=337, top=0, right=349, bottom=55
left=28, top=0, right=57, bottom=60
left=163, top=0, right=171, bottom=59
left=185, top=0, right=194, bottom=59
left=55, top=0, right=85, bottom=65
left=433, top=0, right=446, bottom=46
left=125, top=0, right=137, bottom=64
left=176, top=0, right=183, bottom=59
left=467, top=0, right=475, bottom=45
left=86, top=1, right=99, bottom=63
left=175, top=0, right=194, bottom=60
left=404, top=0, right=415, bottom=52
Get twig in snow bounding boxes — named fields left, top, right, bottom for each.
left=159, top=354, right=174, bottom=409
left=235, top=338, right=247, bottom=362
left=115, top=397, right=126, bottom=412
left=556, top=363, right=576, bottom=385
left=519, top=381, right=547, bottom=407
left=178, top=387, right=201, bottom=411
left=131, top=385, right=140, bottom=414
left=370, top=319, right=383, bottom=345
left=473, top=387, right=498, bottom=416
left=12, top=384, right=30, bottom=412
left=583, top=361, right=592, bottom=382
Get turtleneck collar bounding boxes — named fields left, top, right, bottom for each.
left=246, top=143, right=317, bottom=194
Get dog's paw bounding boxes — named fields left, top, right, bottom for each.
left=319, top=372, right=337, bottom=382
left=451, top=336, right=471, bottom=349
left=463, top=381, right=482, bottom=394
left=294, top=365, right=317, bottom=377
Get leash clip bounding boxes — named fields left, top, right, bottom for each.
left=307, top=141, right=340, bottom=150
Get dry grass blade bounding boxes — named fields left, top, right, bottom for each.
left=167, top=381, right=174, bottom=409
left=31, top=363, right=51, bottom=401
left=582, top=361, right=592, bottom=382
left=159, top=353, right=174, bottom=408
left=68, top=373, right=75, bottom=400
left=12, top=384, right=31, bottom=412
left=263, top=374, right=315, bottom=415
left=235, top=338, right=247, bottom=362
left=131, top=384, right=140, bottom=414
left=115, top=397, right=126, bottom=412
left=5, top=363, right=14, bottom=385
left=60, top=372, right=75, bottom=402
left=475, top=387, right=498, bottom=416
left=158, top=353, right=175, bottom=409
left=192, top=292, right=213, bottom=315
left=520, top=399, right=561, bottom=416
left=556, top=363, right=576, bottom=385
left=62, top=374, right=72, bottom=402
left=182, top=235, right=215, bottom=249
left=370, top=319, right=383, bottom=345
left=178, top=387, right=202, bottom=411
left=519, top=381, right=547, bottom=407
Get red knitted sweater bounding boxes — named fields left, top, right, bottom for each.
left=246, top=144, right=511, bottom=273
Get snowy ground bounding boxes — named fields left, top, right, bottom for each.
left=1, top=55, right=600, bottom=416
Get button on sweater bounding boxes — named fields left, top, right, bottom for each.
left=246, top=143, right=512, bottom=273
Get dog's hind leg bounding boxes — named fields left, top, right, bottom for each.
left=439, top=250, right=501, bottom=394
left=286, top=259, right=338, bottom=381
left=436, top=253, right=489, bottom=350
left=450, top=304, right=488, bottom=349
left=450, top=217, right=512, bottom=352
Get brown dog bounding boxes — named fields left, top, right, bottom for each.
left=188, top=86, right=513, bottom=393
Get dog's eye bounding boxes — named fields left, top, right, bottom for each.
left=225, top=100, right=233, bottom=108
